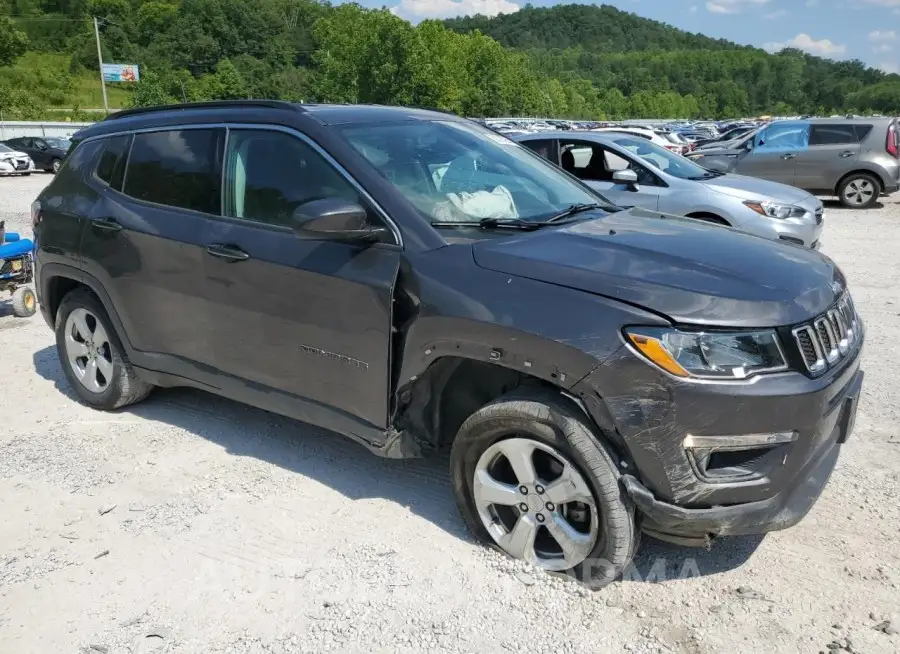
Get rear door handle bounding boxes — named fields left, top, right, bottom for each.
left=839, top=151, right=855, bottom=158
left=781, top=153, right=797, bottom=160
left=206, top=244, right=250, bottom=262
left=91, top=218, right=122, bottom=232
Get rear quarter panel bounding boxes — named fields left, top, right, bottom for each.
left=35, top=140, right=103, bottom=280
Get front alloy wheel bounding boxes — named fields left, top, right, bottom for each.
left=451, top=390, right=638, bottom=587
left=473, top=437, right=599, bottom=571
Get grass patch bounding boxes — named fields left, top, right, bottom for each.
left=1, top=52, right=132, bottom=111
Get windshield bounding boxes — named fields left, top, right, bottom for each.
left=44, top=138, right=72, bottom=149
left=0, top=143, right=13, bottom=153
left=339, top=120, right=610, bottom=225
left=607, top=135, right=715, bottom=180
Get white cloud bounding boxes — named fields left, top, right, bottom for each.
left=805, top=0, right=820, bottom=6
left=880, top=61, right=899, bottom=73
left=763, top=33, right=847, bottom=56
left=690, top=4, right=699, bottom=12
left=868, top=29, right=898, bottom=42
left=874, top=43, right=895, bottom=53
left=390, top=0, right=519, bottom=21
left=706, top=0, right=771, bottom=14
left=763, top=9, right=788, bottom=18
left=857, top=0, right=900, bottom=6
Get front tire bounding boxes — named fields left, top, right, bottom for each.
left=55, top=289, right=153, bottom=410
left=838, top=173, right=880, bottom=209
left=51, top=159, right=61, bottom=174
left=12, top=286, right=37, bottom=317
left=450, top=389, right=638, bottom=588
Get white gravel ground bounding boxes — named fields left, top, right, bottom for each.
left=1, top=173, right=899, bottom=654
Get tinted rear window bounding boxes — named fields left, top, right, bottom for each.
left=95, top=135, right=131, bottom=189
left=122, top=128, right=224, bottom=215
left=809, top=125, right=858, bottom=146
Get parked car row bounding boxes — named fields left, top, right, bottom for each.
left=32, top=101, right=864, bottom=588
left=514, top=131, right=823, bottom=249
left=0, top=136, right=73, bottom=175
left=687, top=117, right=900, bottom=209
left=483, top=114, right=900, bottom=210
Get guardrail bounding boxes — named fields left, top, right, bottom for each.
left=0, top=121, right=96, bottom=140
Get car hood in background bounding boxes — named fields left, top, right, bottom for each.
left=0, top=150, right=29, bottom=159
left=472, top=208, right=843, bottom=327
left=701, top=173, right=815, bottom=205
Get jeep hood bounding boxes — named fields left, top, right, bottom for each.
left=472, top=209, right=844, bottom=327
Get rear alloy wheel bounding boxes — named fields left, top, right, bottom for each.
left=55, top=289, right=153, bottom=410
left=52, top=159, right=61, bottom=174
left=838, top=174, right=879, bottom=209
left=451, top=390, right=638, bottom=587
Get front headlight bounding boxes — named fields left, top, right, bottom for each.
left=743, top=200, right=807, bottom=220
left=624, top=327, right=788, bottom=380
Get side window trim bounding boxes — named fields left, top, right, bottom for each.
left=74, top=122, right=402, bottom=249
left=222, top=123, right=402, bottom=248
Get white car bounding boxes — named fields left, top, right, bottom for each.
left=590, top=127, right=684, bottom=154
left=0, top=143, right=34, bottom=176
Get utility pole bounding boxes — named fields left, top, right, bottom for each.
left=93, top=16, right=109, bottom=114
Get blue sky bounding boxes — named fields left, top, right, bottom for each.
left=355, top=0, right=900, bottom=73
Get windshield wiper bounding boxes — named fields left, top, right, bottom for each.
left=688, top=170, right=725, bottom=180
left=431, top=204, right=610, bottom=232
left=431, top=218, right=547, bottom=231
left=545, top=203, right=607, bottom=223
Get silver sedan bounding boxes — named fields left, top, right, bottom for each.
left=514, top=131, right=824, bottom=249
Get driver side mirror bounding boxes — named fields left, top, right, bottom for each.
left=291, top=198, right=387, bottom=243
left=612, top=169, right=640, bottom=191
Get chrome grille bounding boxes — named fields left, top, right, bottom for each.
left=792, top=295, right=859, bottom=374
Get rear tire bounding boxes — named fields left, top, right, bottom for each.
left=450, top=389, right=638, bottom=588
left=838, top=173, right=880, bottom=209
left=55, top=288, right=153, bottom=410
left=51, top=159, right=61, bottom=174
left=12, top=286, right=37, bottom=317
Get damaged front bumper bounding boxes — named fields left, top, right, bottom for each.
left=573, top=335, right=864, bottom=545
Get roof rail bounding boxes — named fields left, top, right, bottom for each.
left=104, top=100, right=302, bottom=121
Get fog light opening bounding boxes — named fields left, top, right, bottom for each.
left=684, top=432, right=798, bottom=483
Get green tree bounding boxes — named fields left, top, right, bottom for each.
left=128, top=70, right=176, bottom=107
left=0, top=16, right=29, bottom=68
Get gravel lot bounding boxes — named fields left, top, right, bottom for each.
left=1, top=173, right=899, bottom=654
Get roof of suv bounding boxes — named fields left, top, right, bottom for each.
left=74, top=101, right=465, bottom=141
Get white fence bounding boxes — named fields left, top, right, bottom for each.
left=0, top=121, right=95, bottom=141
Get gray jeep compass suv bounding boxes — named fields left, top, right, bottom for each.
left=32, top=101, right=865, bottom=586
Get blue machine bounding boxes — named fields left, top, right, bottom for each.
left=0, top=221, right=37, bottom=318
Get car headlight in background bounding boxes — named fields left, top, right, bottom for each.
left=624, top=327, right=788, bottom=380
left=743, top=200, right=807, bottom=219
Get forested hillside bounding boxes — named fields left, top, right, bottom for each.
left=1, top=1, right=898, bottom=121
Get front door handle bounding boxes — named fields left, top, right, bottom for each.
left=206, top=244, right=250, bottom=262
left=781, top=153, right=797, bottom=160
left=91, top=218, right=122, bottom=232
left=839, top=151, right=855, bottom=158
